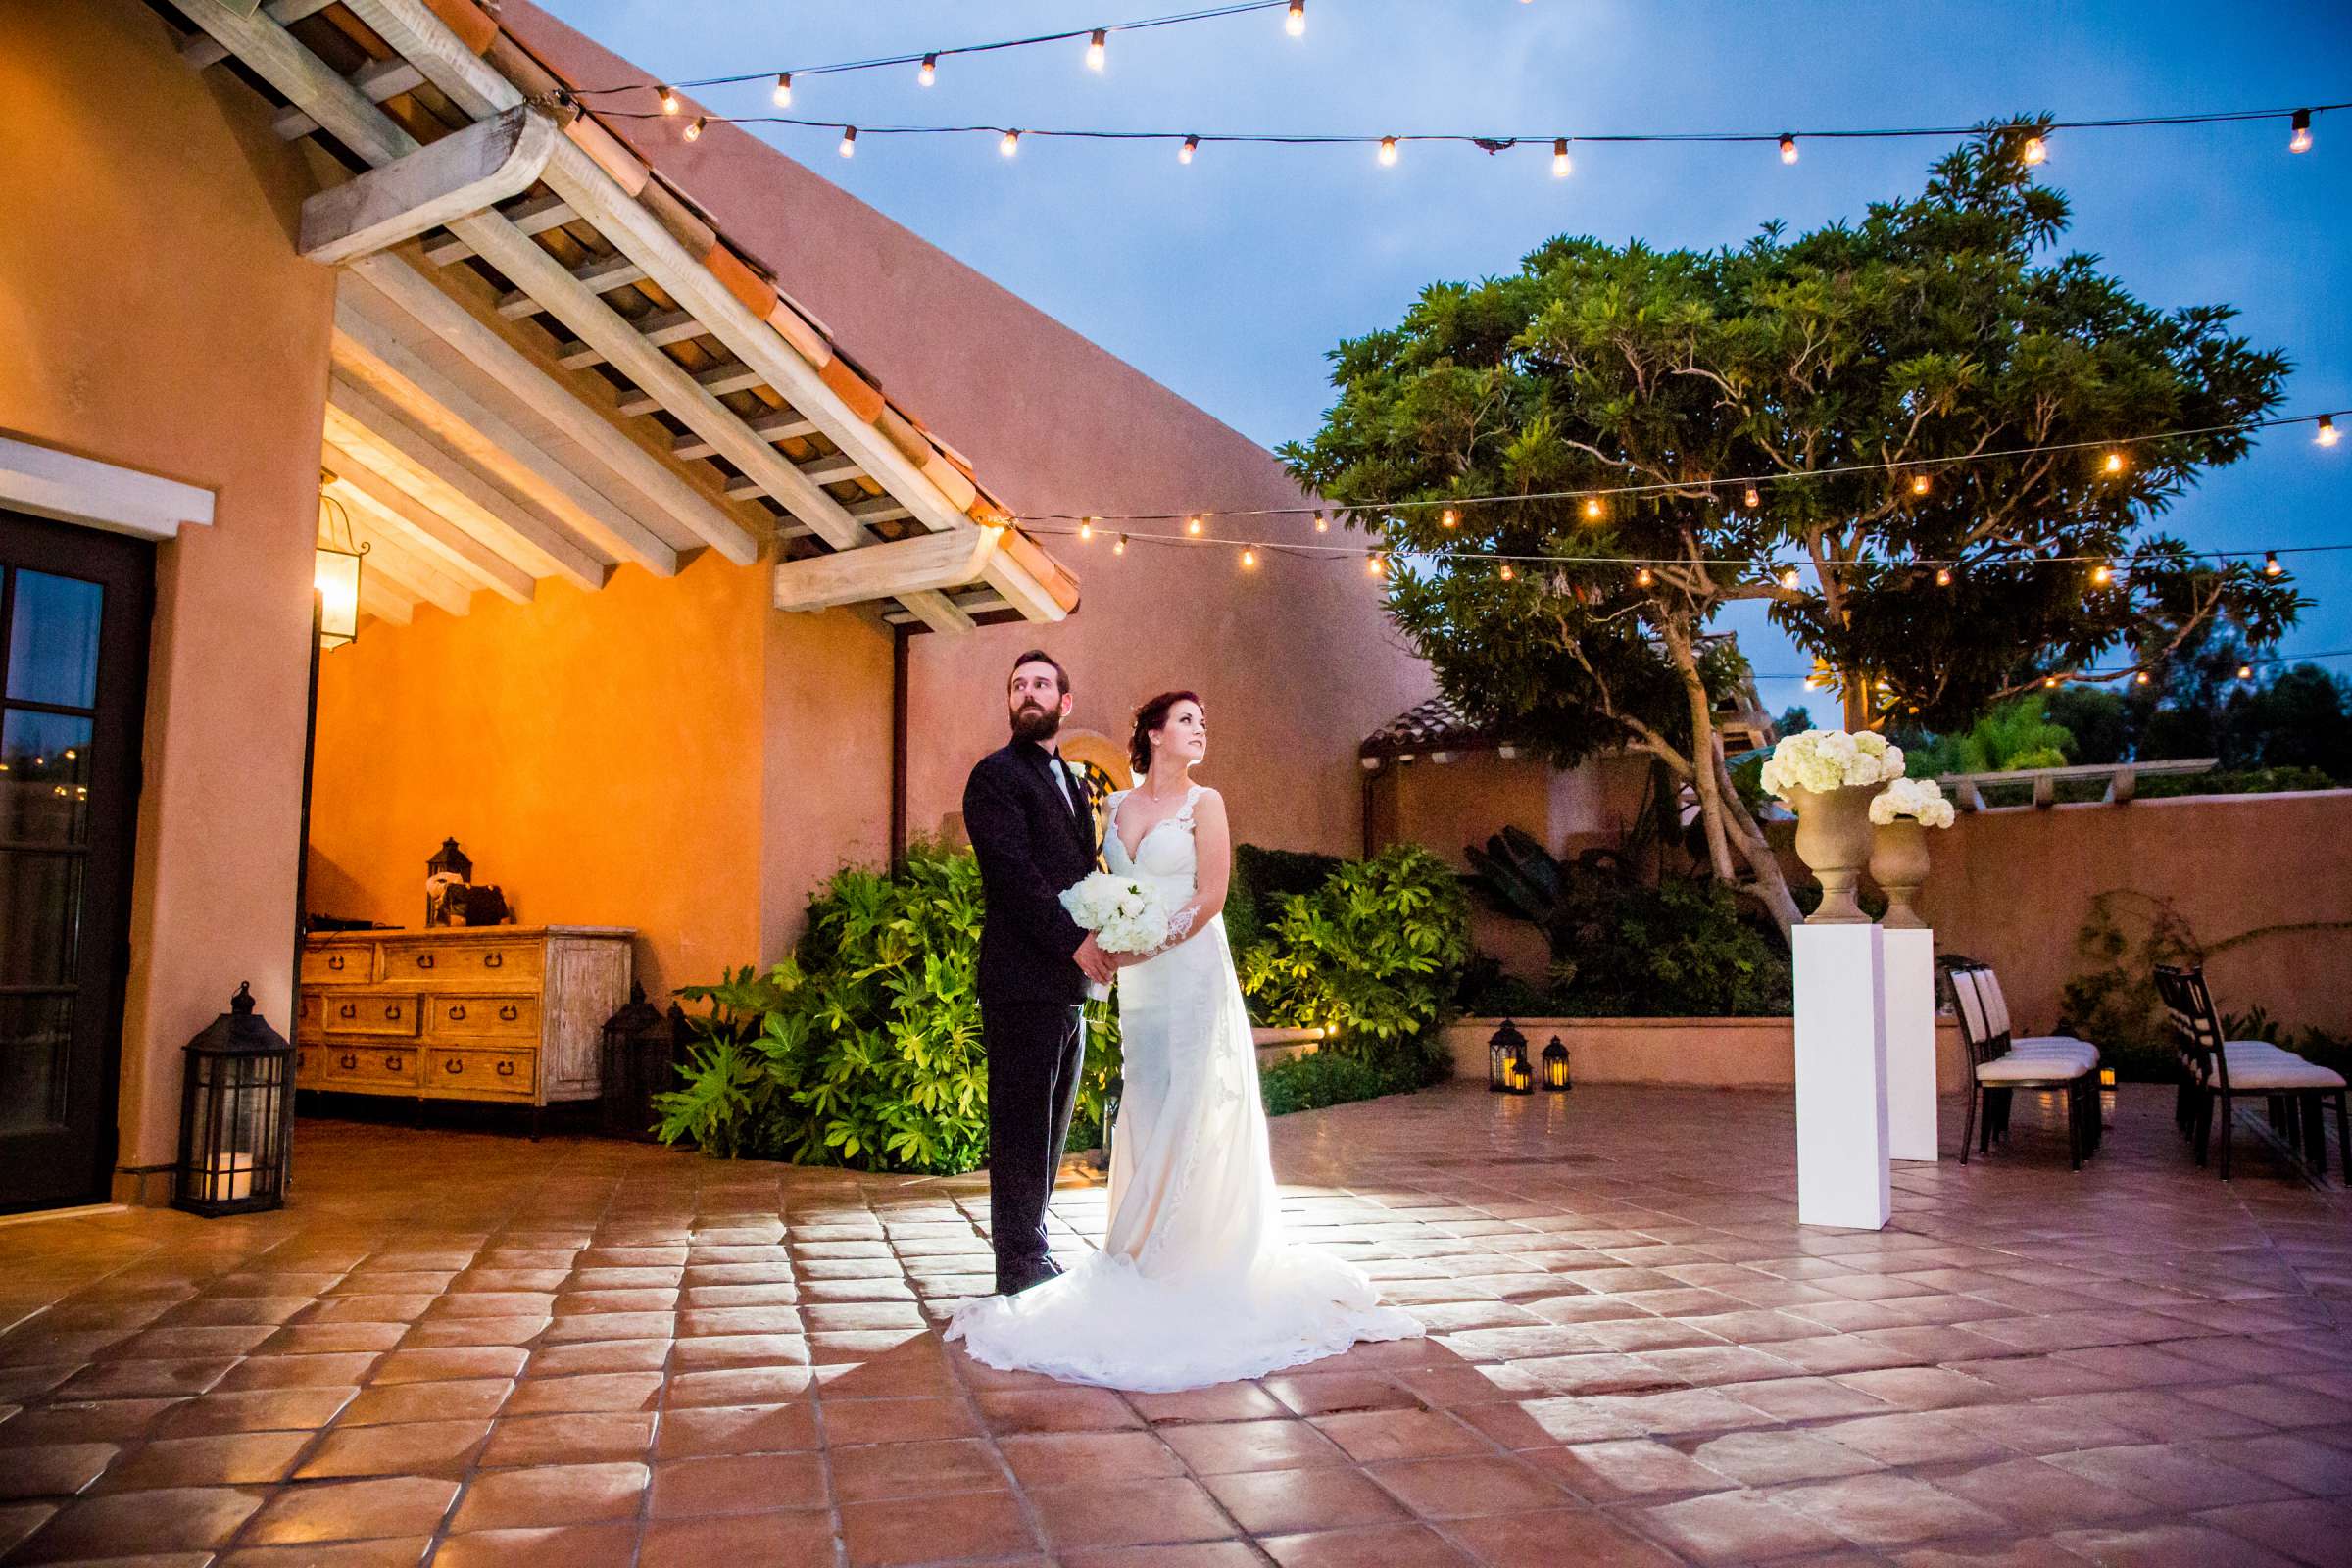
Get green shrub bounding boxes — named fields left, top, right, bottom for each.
left=1227, top=843, right=1344, bottom=956
left=1554, top=877, right=1792, bottom=1017
left=1239, top=843, right=1474, bottom=1041
left=1259, top=1031, right=1447, bottom=1116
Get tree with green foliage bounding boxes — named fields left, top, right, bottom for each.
left=1282, top=120, right=2300, bottom=937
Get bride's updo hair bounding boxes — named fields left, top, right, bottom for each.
left=1129, top=690, right=1202, bottom=776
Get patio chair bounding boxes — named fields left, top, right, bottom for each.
left=1944, top=963, right=2100, bottom=1169
left=2153, top=964, right=2348, bottom=1183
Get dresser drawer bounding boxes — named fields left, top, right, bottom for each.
left=382, top=938, right=540, bottom=987
left=428, top=995, right=539, bottom=1042
left=321, top=1042, right=422, bottom=1090
left=295, top=991, right=323, bottom=1042
left=424, top=1045, right=536, bottom=1101
left=301, top=945, right=373, bottom=985
left=318, top=990, right=420, bottom=1037
left=293, top=1041, right=323, bottom=1087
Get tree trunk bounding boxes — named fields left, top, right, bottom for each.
left=1841, top=676, right=1869, bottom=732
left=1668, top=631, right=1740, bottom=885
left=1712, top=734, right=1802, bottom=939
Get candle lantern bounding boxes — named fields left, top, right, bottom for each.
left=1543, top=1036, right=1571, bottom=1092
left=425, top=836, right=472, bottom=926
left=1502, top=1050, right=1536, bottom=1095
left=314, top=476, right=367, bottom=650
left=1487, top=1017, right=1529, bottom=1093
left=172, top=983, right=293, bottom=1217
left=600, top=984, right=687, bottom=1141
left=2098, top=1067, right=2117, bottom=1089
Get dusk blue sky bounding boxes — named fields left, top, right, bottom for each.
left=546, top=0, right=2352, bottom=712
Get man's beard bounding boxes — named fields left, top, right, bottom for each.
left=1009, top=701, right=1061, bottom=744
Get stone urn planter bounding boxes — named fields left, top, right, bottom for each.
left=1787, top=783, right=1886, bottom=924
left=1870, top=819, right=1932, bottom=929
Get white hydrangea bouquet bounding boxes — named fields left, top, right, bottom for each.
left=1870, top=775, right=1955, bottom=829
left=1758, top=727, right=1907, bottom=800
left=1060, top=872, right=1171, bottom=956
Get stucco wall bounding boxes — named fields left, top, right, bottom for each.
left=498, top=2, right=1437, bottom=859
left=1916, top=790, right=2352, bottom=1041
left=307, top=554, right=886, bottom=1000
left=1, top=0, right=334, bottom=1179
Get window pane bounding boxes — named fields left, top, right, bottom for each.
left=6, top=569, right=104, bottom=709
left=0, top=851, right=81, bottom=986
left=0, top=994, right=73, bottom=1135
left=0, top=710, right=93, bottom=844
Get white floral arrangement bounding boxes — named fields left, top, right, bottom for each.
left=1060, top=872, right=1171, bottom=956
left=1757, top=727, right=1907, bottom=801
left=1869, top=775, right=1956, bottom=829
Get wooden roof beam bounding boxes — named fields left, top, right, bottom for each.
left=338, top=513, right=475, bottom=617
left=275, top=57, right=422, bottom=141
left=674, top=410, right=816, bottom=462
left=322, top=455, right=534, bottom=603
left=423, top=192, right=574, bottom=265
left=300, top=105, right=558, bottom=267
left=775, top=529, right=1002, bottom=613
left=495, top=253, right=646, bottom=318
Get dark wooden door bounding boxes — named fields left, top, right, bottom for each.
left=0, top=510, right=151, bottom=1212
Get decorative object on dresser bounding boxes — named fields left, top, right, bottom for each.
left=423, top=836, right=512, bottom=927
left=174, top=983, right=294, bottom=1217
left=297, top=925, right=634, bottom=1138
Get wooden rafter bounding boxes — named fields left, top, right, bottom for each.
left=299, top=104, right=557, bottom=266
left=322, top=457, right=533, bottom=603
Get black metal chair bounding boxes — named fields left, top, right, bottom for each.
left=1945, top=962, right=2099, bottom=1169
left=2154, top=964, right=2348, bottom=1183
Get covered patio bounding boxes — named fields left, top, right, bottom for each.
left=2, top=1083, right=2345, bottom=1566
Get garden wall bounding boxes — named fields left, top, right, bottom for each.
left=1915, top=789, right=2352, bottom=1040
left=1442, top=1017, right=1969, bottom=1095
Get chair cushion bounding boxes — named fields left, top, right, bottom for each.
left=2015, top=1034, right=2091, bottom=1051
left=2219, top=1058, right=2348, bottom=1091
left=1977, top=1054, right=2094, bottom=1084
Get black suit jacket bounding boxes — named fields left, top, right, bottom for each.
left=964, top=741, right=1101, bottom=1006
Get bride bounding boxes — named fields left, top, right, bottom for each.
left=947, top=691, right=1422, bottom=1392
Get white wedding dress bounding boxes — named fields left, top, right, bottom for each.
left=947, top=783, right=1422, bottom=1392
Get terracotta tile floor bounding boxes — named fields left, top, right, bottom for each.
left=2, top=1080, right=2349, bottom=1566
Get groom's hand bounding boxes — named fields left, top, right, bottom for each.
left=1074, top=932, right=1115, bottom=986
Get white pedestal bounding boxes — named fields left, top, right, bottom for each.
left=1793, top=923, right=1890, bottom=1230
left=1883, top=928, right=1940, bottom=1163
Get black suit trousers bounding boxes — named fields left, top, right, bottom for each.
left=983, top=999, right=1086, bottom=1269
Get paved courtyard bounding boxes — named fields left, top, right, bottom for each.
left=1, top=1080, right=2348, bottom=1567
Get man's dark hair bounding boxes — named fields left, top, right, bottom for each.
left=1009, top=649, right=1070, bottom=697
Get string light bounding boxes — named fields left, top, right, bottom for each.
left=1778, top=133, right=1798, bottom=164
left=1635, top=565, right=1654, bottom=588
left=1180, top=133, right=1199, bottom=163
left=2292, top=108, right=2314, bottom=153
left=658, top=84, right=680, bottom=115
left=1187, top=514, right=1203, bottom=535
left=1368, top=551, right=1386, bottom=576
left=2103, top=451, right=2127, bottom=474
left=2238, top=663, right=2255, bottom=681
left=1313, top=511, right=1329, bottom=532
left=2266, top=550, right=2284, bottom=576
left=919, top=53, right=937, bottom=85
left=2321, top=415, right=2341, bottom=447
left=1114, top=533, right=1127, bottom=555
left=1910, top=473, right=1932, bottom=496
left=1078, top=517, right=1096, bottom=541
left=1742, top=484, right=1761, bottom=508
left=839, top=125, right=858, bottom=157
left=1242, top=544, right=1257, bottom=567
left=1779, top=565, right=1802, bottom=589
left=2021, top=133, right=2047, bottom=165
left=1552, top=138, right=1571, bottom=177
left=1286, top=0, right=1305, bottom=36
left=1441, top=508, right=1458, bottom=528
left=1087, top=29, right=1107, bottom=70
left=2044, top=674, right=2062, bottom=689
left=2091, top=563, right=2114, bottom=586
left=1582, top=498, right=1603, bottom=519
left=1498, top=563, right=1514, bottom=580
left=1001, top=128, right=1022, bottom=157
left=2135, top=670, right=2153, bottom=685
left=1935, top=566, right=1953, bottom=587
left=683, top=114, right=706, bottom=142
left=772, top=73, right=792, bottom=107
left=1379, top=136, right=1399, bottom=167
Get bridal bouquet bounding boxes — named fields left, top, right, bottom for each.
left=1061, top=872, right=1172, bottom=956
left=1869, top=775, right=1956, bottom=829
left=1758, top=727, right=1906, bottom=800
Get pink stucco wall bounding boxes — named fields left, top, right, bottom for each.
left=1917, top=790, right=2352, bottom=1042
left=500, top=4, right=1435, bottom=858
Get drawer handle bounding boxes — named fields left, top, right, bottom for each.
left=338, top=1003, right=357, bottom=1020
left=498, top=1004, right=519, bottom=1022
left=445, top=1057, right=464, bottom=1075
left=416, top=954, right=435, bottom=970
left=483, top=953, right=504, bottom=970
left=448, top=1004, right=467, bottom=1021
left=383, top=1054, right=403, bottom=1072
left=384, top=1004, right=402, bottom=1022
left=338, top=1052, right=357, bottom=1070
left=496, top=1059, right=515, bottom=1077
left=326, top=954, right=345, bottom=971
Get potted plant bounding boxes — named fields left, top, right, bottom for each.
left=1867, top=777, right=1955, bottom=929
left=1759, top=730, right=1905, bottom=924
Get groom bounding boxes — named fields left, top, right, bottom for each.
left=963, top=650, right=1116, bottom=1296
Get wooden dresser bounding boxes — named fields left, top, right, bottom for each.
left=296, top=926, right=633, bottom=1129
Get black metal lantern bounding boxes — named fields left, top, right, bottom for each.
left=1543, top=1036, right=1571, bottom=1092
left=426, top=837, right=472, bottom=882
left=600, top=984, right=686, bottom=1141
left=173, top=983, right=293, bottom=1217
left=1488, top=1017, right=1530, bottom=1094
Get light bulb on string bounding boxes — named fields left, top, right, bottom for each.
left=1087, top=30, right=1106, bottom=70
left=918, top=54, right=937, bottom=86
left=1779, top=565, right=1801, bottom=590
left=683, top=115, right=706, bottom=142
left=1186, top=515, right=1202, bottom=536
left=1498, top=563, right=1514, bottom=581
left=1910, top=473, right=1931, bottom=496
left=2136, top=670, right=2153, bottom=686
left=1441, top=508, right=1458, bottom=528
left=1368, top=551, right=1386, bottom=576
left=1582, top=498, right=1603, bottom=520
left=1313, top=511, right=1328, bottom=532
left=2091, top=563, right=2114, bottom=587
left=772, top=73, right=792, bottom=107
left=1078, top=517, right=1095, bottom=542
left=1113, top=534, right=1127, bottom=556
left=1936, top=566, right=1953, bottom=587
left=1552, top=138, right=1571, bottom=178
left=2044, top=675, right=2061, bottom=689
left=2020, top=133, right=2047, bottom=166
left=838, top=125, right=858, bottom=158
left=1778, top=133, right=1797, bottom=165
left=658, top=84, right=679, bottom=115
left=1742, top=483, right=1761, bottom=509
left=1001, top=129, right=1022, bottom=158
left=1180, top=134, right=1199, bottom=164
left=2319, top=415, right=2340, bottom=447
left=2103, top=451, right=2127, bottom=474
left=1635, top=565, right=1654, bottom=588
left=1242, top=545, right=1257, bottom=568
left=1379, top=136, right=1399, bottom=167
left=1286, top=0, right=1305, bottom=36
left=2237, top=663, right=2255, bottom=681
left=2291, top=108, right=2313, bottom=154
left=2265, top=550, right=2283, bottom=576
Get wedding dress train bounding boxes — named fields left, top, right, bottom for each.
left=947, top=783, right=1421, bottom=1392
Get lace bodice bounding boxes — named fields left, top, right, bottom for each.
left=1105, top=784, right=1201, bottom=891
